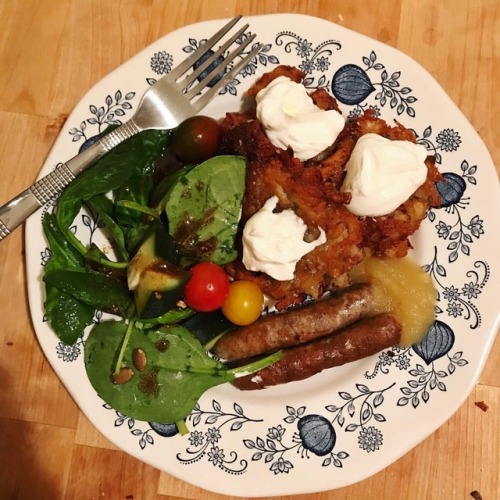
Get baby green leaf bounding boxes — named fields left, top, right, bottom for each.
left=165, top=155, right=246, bottom=264
left=84, top=321, right=280, bottom=423
left=44, top=269, right=133, bottom=317
left=42, top=213, right=95, bottom=345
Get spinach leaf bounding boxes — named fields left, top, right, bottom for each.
left=152, top=165, right=192, bottom=213
left=55, top=130, right=170, bottom=255
left=84, top=321, right=280, bottom=423
left=45, top=292, right=95, bottom=345
left=42, top=213, right=95, bottom=345
left=43, top=212, right=84, bottom=270
left=113, top=130, right=171, bottom=247
left=43, top=130, right=171, bottom=343
left=138, top=307, right=194, bottom=327
left=164, top=156, right=246, bottom=265
left=44, top=269, right=133, bottom=317
left=86, top=194, right=128, bottom=261
left=55, top=149, right=134, bottom=254
left=84, top=244, right=128, bottom=276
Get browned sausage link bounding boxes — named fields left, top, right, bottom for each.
left=232, top=314, right=401, bottom=390
left=214, top=283, right=373, bottom=361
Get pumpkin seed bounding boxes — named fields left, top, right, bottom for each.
left=111, top=367, right=134, bottom=384
left=133, top=348, right=147, bottom=372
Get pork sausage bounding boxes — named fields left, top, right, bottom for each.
left=232, top=314, right=401, bottom=390
left=214, top=283, right=373, bottom=361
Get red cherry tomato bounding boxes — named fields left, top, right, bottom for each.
left=222, top=280, right=264, bottom=326
left=172, top=115, right=222, bottom=164
left=183, top=262, right=230, bottom=312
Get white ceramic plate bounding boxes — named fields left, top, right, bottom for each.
left=26, top=14, right=499, bottom=497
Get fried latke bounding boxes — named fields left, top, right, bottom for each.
left=221, top=66, right=442, bottom=309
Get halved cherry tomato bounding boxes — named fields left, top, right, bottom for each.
left=172, top=115, right=222, bottom=164
left=222, top=280, right=264, bottom=326
left=183, top=262, right=230, bottom=312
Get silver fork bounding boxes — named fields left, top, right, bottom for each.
left=0, top=16, right=260, bottom=241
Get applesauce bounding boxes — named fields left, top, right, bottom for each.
left=350, top=256, right=436, bottom=346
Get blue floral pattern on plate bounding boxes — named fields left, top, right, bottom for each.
left=26, top=14, right=498, bottom=497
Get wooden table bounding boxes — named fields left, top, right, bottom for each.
left=0, top=1, right=498, bottom=498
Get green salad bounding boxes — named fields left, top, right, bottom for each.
left=42, top=123, right=280, bottom=431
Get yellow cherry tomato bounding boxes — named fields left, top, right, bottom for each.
left=221, top=280, right=264, bottom=326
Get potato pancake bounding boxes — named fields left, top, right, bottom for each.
left=221, top=66, right=442, bottom=310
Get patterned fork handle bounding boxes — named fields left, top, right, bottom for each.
left=0, top=120, right=140, bottom=241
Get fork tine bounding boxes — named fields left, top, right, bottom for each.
left=181, top=23, right=250, bottom=89
left=185, top=33, right=257, bottom=100
left=167, top=15, right=242, bottom=81
left=190, top=42, right=262, bottom=113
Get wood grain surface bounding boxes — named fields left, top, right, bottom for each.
left=0, top=1, right=498, bottom=499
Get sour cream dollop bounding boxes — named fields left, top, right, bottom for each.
left=341, top=133, right=428, bottom=217
left=242, top=196, right=326, bottom=281
left=256, top=76, right=345, bottom=161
